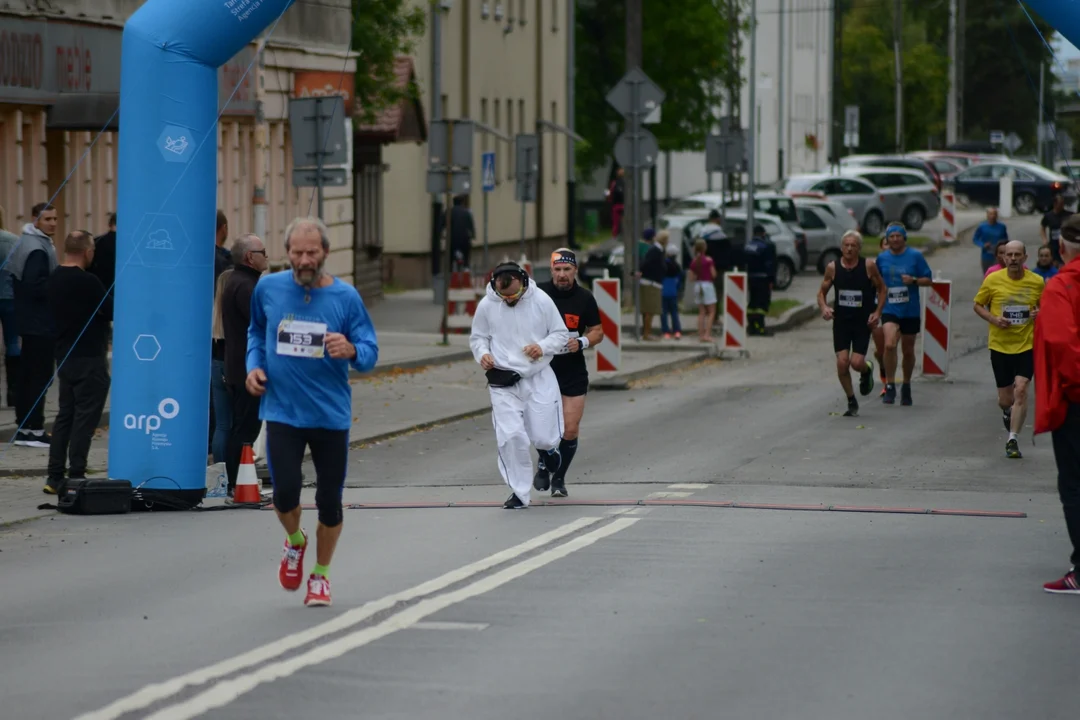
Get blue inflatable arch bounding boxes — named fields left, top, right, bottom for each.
left=1025, top=1, right=1080, bottom=53
left=111, top=0, right=295, bottom=507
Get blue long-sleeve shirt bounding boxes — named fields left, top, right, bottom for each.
left=972, top=221, right=1008, bottom=264
left=247, top=271, right=379, bottom=430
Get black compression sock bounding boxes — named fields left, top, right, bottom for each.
left=554, top=438, right=578, bottom=480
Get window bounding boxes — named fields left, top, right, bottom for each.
left=441, top=94, right=449, bottom=118
left=551, top=101, right=558, bottom=183
left=480, top=98, right=489, bottom=151
left=551, top=0, right=558, bottom=31
left=507, top=99, right=514, bottom=180
left=520, top=0, right=527, bottom=24
left=519, top=99, right=525, bottom=132
left=797, top=207, right=827, bottom=229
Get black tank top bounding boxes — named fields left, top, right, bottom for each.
left=832, top=257, right=874, bottom=320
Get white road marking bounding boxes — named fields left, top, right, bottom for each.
left=411, top=621, right=490, bottom=631
left=143, top=518, right=639, bottom=720
left=667, top=483, right=708, bottom=490
left=74, top=516, right=603, bottom=720
left=646, top=491, right=693, bottom=499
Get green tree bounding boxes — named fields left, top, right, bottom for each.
left=574, top=0, right=736, bottom=178
left=351, top=0, right=426, bottom=124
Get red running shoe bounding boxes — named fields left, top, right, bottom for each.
left=1043, top=569, right=1080, bottom=595
left=304, top=574, right=332, bottom=607
left=278, top=532, right=308, bottom=592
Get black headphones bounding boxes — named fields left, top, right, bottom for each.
left=490, top=262, right=530, bottom=293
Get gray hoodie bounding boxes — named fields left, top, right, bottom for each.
left=7, top=223, right=58, bottom=282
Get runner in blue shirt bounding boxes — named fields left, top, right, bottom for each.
left=876, top=223, right=933, bottom=406
left=246, top=217, right=379, bottom=608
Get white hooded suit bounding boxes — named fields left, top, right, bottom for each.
left=470, top=281, right=573, bottom=505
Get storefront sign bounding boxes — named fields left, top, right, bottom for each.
left=294, top=71, right=354, bottom=116
left=0, top=15, right=256, bottom=115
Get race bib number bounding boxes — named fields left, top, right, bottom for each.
left=838, top=289, right=863, bottom=308
left=888, top=286, right=910, bottom=304
left=1051, top=228, right=1061, bottom=243
left=1002, top=305, right=1031, bottom=326
left=276, top=320, right=327, bottom=358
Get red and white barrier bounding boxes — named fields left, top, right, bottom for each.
left=593, top=278, right=621, bottom=373
left=941, top=192, right=956, bottom=244
left=921, top=280, right=952, bottom=377
left=722, top=272, right=747, bottom=353
left=444, top=270, right=482, bottom=333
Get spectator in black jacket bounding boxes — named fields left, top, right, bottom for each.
left=221, top=233, right=268, bottom=491
left=449, top=195, right=475, bottom=271
left=214, top=210, right=232, bottom=284
left=8, top=202, right=58, bottom=447
left=638, top=228, right=666, bottom=341
left=88, top=213, right=116, bottom=316
left=43, top=230, right=112, bottom=494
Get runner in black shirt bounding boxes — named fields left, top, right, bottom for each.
left=535, top=249, right=604, bottom=497
left=816, top=230, right=886, bottom=417
left=1040, top=194, right=1073, bottom=267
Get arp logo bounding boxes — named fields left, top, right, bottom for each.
left=124, top=398, right=180, bottom=434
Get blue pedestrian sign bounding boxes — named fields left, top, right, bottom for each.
left=482, top=152, right=496, bottom=192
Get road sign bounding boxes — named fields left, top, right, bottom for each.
left=606, top=67, right=666, bottom=117
left=515, top=134, right=539, bottom=202
left=844, top=105, right=860, bottom=149
left=429, top=120, right=474, bottom=169
left=426, top=169, right=472, bottom=195
left=705, top=132, right=745, bottom=173
left=1003, top=132, right=1023, bottom=154
left=615, top=128, right=659, bottom=170
left=292, top=168, right=348, bottom=188
left=288, top=96, right=349, bottom=167
left=990, top=130, right=1005, bottom=144
left=481, top=152, right=496, bottom=192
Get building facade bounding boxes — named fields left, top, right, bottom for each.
left=381, top=0, right=571, bottom=288
left=0, top=0, right=359, bottom=284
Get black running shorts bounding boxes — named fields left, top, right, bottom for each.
left=990, top=349, right=1034, bottom=389
left=555, top=370, right=589, bottom=397
left=833, top=318, right=872, bottom=356
left=881, top=313, right=921, bottom=336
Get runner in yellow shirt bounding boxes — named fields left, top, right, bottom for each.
left=973, top=240, right=1045, bottom=459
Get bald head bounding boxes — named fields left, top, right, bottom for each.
left=1003, top=240, right=1027, bottom=275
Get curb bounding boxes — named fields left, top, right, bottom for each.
left=769, top=302, right=818, bottom=333
left=0, top=352, right=476, bottom=445
left=590, top=349, right=718, bottom=390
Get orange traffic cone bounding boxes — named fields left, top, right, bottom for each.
left=234, top=444, right=262, bottom=504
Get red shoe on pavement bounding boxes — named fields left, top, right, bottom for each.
left=304, top=574, right=332, bottom=607
left=1043, top=569, right=1080, bottom=595
left=278, top=532, right=308, bottom=592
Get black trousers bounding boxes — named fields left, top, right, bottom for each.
left=1051, top=404, right=1080, bottom=568
left=226, top=382, right=264, bottom=489
left=47, top=356, right=110, bottom=481
left=748, top=277, right=772, bottom=311
left=16, top=335, right=55, bottom=431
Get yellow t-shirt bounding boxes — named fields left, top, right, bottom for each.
left=973, top=268, right=1045, bottom=354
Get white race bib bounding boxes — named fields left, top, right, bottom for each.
left=888, top=286, right=910, bottom=304
left=838, top=289, right=863, bottom=308
left=276, top=319, right=327, bottom=358
left=1002, top=305, right=1031, bottom=326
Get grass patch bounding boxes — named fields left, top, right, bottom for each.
left=382, top=281, right=409, bottom=295
left=766, top=298, right=802, bottom=318
left=576, top=230, right=610, bottom=251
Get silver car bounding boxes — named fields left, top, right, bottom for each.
left=783, top=174, right=890, bottom=236
left=792, top=198, right=857, bottom=273
left=839, top=166, right=941, bottom=231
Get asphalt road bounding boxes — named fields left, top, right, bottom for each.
left=3, top=225, right=1078, bottom=720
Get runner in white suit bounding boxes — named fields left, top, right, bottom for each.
left=469, top=262, right=574, bottom=509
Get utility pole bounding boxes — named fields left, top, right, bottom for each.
left=893, top=0, right=903, bottom=153
left=777, top=0, right=785, bottom=182
left=567, top=0, right=577, bottom=248
left=1038, top=62, right=1045, bottom=166
left=624, top=0, right=642, bottom=310
left=252, top=37, right=268, bottom=246
left=746, top=0, right=756, bottom=238
left=829, top=0, right=843, bottom=172
left=956, top=0, right=965, bottom=139
left=430, top=1, right=444, bottom=296
left=946, top=0, right=957, bottom=146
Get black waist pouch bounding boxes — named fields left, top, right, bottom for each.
left=486, top=368, right=523, bottom=388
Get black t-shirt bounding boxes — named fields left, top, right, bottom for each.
left=46, top=266, right=112, bottom=360
left=1042, top=210, right=1073, bottom=263
left=538, top=280, right=601, bottom=379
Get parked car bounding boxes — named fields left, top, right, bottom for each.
left=911, top=150, right=980, bottom=169
left=840, top=154, right=943, bottom=191
left=782, top=174, right=890, bottom=236
left=839, top=166, right=941, bottom=231
left=948, top=160, right=1078, bottom=215
left=793, top=198, right=856, bottom=273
